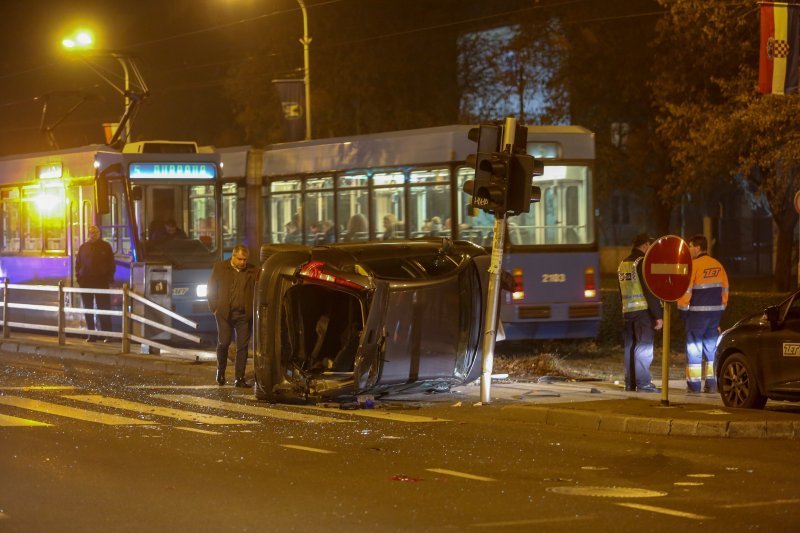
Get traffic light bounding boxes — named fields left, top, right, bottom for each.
left=463, top=122, right=545, bottom=215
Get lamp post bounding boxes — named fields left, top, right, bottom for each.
left=62, top=30, right=146, bottom=144
left=297, top=0, right=312, bottom=140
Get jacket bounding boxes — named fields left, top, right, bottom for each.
left=617, top=248, right=662, bottom=320
left=207, top=259, right=258, bottom=320
left=677, top=253, right=729, bottom=313
left=76, top=239, right=116, bottom=287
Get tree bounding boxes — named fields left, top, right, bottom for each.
left=652, top=0, right=800, bottom=290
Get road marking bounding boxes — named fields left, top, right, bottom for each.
left=0, top=396, right=150, bottom=425
left=616, top=503, right=712, bottom=520
left=130, top=385, right=224, bottom=390
left=473, top=516, right=593, bottom=528
left=0, top=412, right=52, bottom=427
left=175, top=426, right=222, bottom=435
left=293, top=405, right=450, bottom=423
left=426, top=468, right=496, bottom=482
left=281, top=444, right=335, bottom=454
left=64, top=395, right=256, bottom=425
left=718, top=499, right=800, bottom=509
left=154, top=394, right=351, bottom=424
left=0, top=386, right=77, bottom=391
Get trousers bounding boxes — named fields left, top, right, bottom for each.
left=623, top=311, right=654, bottom=389
left=81, top=289, right=111, bottom=332
left=215, top=310, right=251, bottom=379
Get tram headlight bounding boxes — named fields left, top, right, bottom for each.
left=196, top=284, right=208, bottom=298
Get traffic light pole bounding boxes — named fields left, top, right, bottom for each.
left=480, top=116, right=517, bottom=404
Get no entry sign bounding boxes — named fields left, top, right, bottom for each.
left=642, top=235, right=693, bottom=302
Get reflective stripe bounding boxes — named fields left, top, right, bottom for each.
left=618, top=258, right=647, bottom=313
left=689, top=305, right=726, bottom=312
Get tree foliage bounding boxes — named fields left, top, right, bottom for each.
left=652, top=0, right=800, bottom=290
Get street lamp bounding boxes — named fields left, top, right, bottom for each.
left=297, top=0, right=312, bottom=140
left=61, top=30, right=148, bottom=145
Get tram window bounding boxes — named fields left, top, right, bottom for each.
left=41, top=182, right=66, bottom=252
left=0, top=188, right=21, bottom=253
left=338, top=174, right=368, bottom=189
left=373, top=185, right=405, bottom=240
left=409, top=169, right=451, bottom=239
left=268, top=179, right=302, bottom=244
left=456, top=167, right=490, bottom=247
left=190, top=185, right=216, bottom=249
left=222, top=182, right=242, bottom=249
left=336, top=189, right=368, bottom=241
left=305, top=189, right=334, bottom=245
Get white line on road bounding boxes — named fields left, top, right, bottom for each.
left=472, top=516, right=593, bottom=528
left=64, top=394, right=256, bottom=425
left=281, top=444, right=335, bottom=454
left=0, top=412, right=52, bottom=427
left=292, top=405, right=450, bottom=423
left=175, top=426, right=222, bottom=435
left=718, top=499, right=800, bottom=509
left=426, top=468, right=496, bottom=482
left=130, top=385, right=226, bottom=390
left=154, top=394, right=351, bottom=423
left=616, top=502, right=712, bottom=520
left=0, top=396, right=150, bottom=426
left=0, top=386, right=77, bottom=391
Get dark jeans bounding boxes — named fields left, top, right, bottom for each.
left=81, top=288, right=111, bottom=333
left=215, top=310, right=251, bottom=379
left=623, top=311, right=655, bottom=389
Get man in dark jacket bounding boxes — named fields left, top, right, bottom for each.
left=76, top=225, right=116, bottom=342
left=207, top=244, right=258, bottom=387
left=617, top=233, right=663, bottom=392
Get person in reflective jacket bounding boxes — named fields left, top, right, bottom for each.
left=617, top=233, right=663, bottom=392
left=678, top=234, right=729, bottom=393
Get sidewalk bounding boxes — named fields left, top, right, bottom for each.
left=2, top=331, right=799, bottom=440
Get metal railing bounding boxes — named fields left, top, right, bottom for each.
left=0, top=279, right=202, bottom=359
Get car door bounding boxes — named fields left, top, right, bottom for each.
left=759, top=292, right=800, bottom=392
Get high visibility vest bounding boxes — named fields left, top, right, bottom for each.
left=677, top=253, right=729, bottom=313
left=618, top=258, right=648, bottom=314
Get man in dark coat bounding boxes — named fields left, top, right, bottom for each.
left=76, top=225, right=116, bottom=342
left=207, top=244, right=258, bottom=387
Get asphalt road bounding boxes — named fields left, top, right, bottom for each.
left=1, top=358, right=798, bottom=532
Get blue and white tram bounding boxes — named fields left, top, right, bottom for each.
left=0, top=141, right=223, bottom=338
left=222, top=124, right=601, bottom=340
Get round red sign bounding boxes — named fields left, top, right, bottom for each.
left=642, top=235, right=693, bottom=302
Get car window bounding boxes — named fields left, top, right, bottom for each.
left=360, top=253, right=466, bottom=280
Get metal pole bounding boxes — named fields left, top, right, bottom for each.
left=661, top=301, right=671, bottom=406
left=121, top=283, right=130, bottom=354
left=480, top=116, right=517, bottom=404
left=297, top=0, right=312, bottom=140
left=58, top=281, right=65, bottom=346
left=117, top=57, right=130, bottom=143
left=2, top=277, right=8, bottom=339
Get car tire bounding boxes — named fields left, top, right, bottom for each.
left=718, top=353, right=767, bottom=409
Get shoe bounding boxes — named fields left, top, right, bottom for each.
left=703, top=386, right=717, bottom=394
left=624, top=385, right=636, bottom=392
left=216, top=371, right=226, bottom=386
left=103, top=337, right=112, bottom=343
left=85, top=336, right=97, bottom=343
left=638, top=383, right=660, bottom=393
left=233, top=377, right=251, bottom=388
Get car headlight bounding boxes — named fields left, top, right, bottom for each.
left=196, top=284, right=208, bottom=298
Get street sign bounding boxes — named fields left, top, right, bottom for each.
left=642, top=235, right=692, bottom=302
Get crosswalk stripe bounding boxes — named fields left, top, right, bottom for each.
left=154, top=394, right=352, bottom=424
left=176, top=426, right=222, bottom=435
left=426, top=468, right=496, bottom=482
left=281, top=444, right=335, bottom=454
left=291, top=404, right=450, bottom=423
left=64, top=394, right=256, bottom=425
left=0, top=396, right=150, bottom=425
left=0, top=386, right=77, bottom=391
left=0, top=412, right=52, bottom=427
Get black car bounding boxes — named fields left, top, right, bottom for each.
left=252, top=240, right=491, bottom=403
left=715, top=290, right=800, bottom=408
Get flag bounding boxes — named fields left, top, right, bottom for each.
left=273, top=79, right=306, bottom=142
left=759, top=2, right=800, bottom=95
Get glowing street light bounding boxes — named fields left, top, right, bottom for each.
left=61, top=30, right=93, bottom=49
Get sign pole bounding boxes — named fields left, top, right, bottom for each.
left=661, top=301, right=671, bottom=406
left=479, top=116, right=517, bottom=405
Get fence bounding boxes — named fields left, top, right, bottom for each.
left=0, top=279, right=202, bottom=360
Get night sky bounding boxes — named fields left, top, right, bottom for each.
left=0, top=0, right=302, bottom=155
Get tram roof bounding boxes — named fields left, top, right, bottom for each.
left=0, top=144, right=113, bottom=181
left=262, top=124, right=594, bottom=176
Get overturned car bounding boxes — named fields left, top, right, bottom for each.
left=252, top=240, right=491, bottom=403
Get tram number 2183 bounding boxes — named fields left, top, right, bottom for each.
left=542, top=273, right=567, bottom=283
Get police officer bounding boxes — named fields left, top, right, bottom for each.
left=617, top=233, right=663, bottom=392
left=678, top=234, right=729, bottom=393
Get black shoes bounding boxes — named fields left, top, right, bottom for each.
left=233, top=377, right=250, bottom=388
left=85, top=336, right=97, bottom=343
left=216, top=371, right=226, bottom=386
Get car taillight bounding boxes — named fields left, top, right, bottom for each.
left=584, top=266, right=596, bottom=298
left=511, top=267, right=524, bottom=300
left=298, top=260, right=364, bottom=290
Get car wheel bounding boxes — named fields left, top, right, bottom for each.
left=718, top=353, right=767, bottom=409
